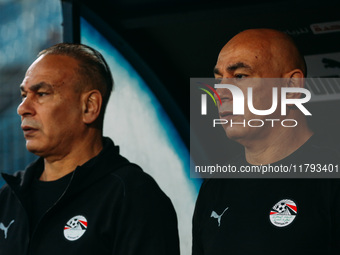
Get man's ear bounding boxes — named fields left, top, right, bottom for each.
left=82, top=90, right=102, bottom=124
left=283, top=69, right=305, bottom=99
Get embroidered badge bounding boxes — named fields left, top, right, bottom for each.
left=0, top=220, right=15, bottom=239
left=64, top=215, right=87, bottom=241
left=269, top=199, right=297, bottom=227
left=211, top=207, right=229, bottom=227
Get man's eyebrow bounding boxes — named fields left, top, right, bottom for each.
left=213, top=62, right=252, bottom=75
left=226, top=62, right=251, bottom=71
left=20, top=82, right=53, bottom=92
left=213, top=67, right=221, bottom=75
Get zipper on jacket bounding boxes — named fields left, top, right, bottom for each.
left=27, top=170, right=76, bottom=254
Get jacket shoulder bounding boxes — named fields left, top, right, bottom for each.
left=109, top=163, right=167, bottom=197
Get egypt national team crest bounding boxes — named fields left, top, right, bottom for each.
left=64, top=215, right=88, bottom=241
left=269, top=199, right=297, bottom=227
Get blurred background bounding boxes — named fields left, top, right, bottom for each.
left=0, top=0, right=62, bottom=183
left=0, top=0, right=339, bottom=254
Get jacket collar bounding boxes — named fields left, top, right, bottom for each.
left=2, top=137, right=131, bottom=197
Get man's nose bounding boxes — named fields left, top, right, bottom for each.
left=215, top=87, right=233, bottom=102
left=215, top=77, right=239, bottom=102
left=17, top=96, right=35, bottom=117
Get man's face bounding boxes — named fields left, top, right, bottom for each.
left=213, top=38, right=284, bottom=144
left=18, top=54, right=85, bottom=158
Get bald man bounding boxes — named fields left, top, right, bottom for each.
left=192, top=29, right=340, bottom=254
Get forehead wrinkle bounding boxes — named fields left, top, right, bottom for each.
left=20, top=82, right=53, bottom=92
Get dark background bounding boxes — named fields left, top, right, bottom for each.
left=70, top=0, right=340, bottom=163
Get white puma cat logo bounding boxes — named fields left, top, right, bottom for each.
left=0, top=220, right=15, bottom=239
left=211, top=208, right=229, bottom=227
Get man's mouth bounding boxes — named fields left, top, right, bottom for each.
left=219, top=111, right=233, bottom=120
left=21, top=126, right=38, bottom=136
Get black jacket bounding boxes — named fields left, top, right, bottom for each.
left=192, top=137, right=340, bottom=255
left=0, top=138, right=180, bottom=255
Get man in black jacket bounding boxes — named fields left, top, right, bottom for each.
left=0, top=43, right=180, bottom=255
left=192, top=29, right=340, bottom=254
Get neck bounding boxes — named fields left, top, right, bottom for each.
left=243, top=117, right=313, bottom=165
left=39, top=132, right=103, bottom=182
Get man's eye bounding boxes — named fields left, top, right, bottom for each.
left=37, top=92, right=48, bottom=97
left=234, top=74, right=247, bottom=79
left=215, top=77, right=223, bottom=84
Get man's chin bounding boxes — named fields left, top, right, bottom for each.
left=224, top=125, right=247, bottom=142
left=25, top=142, right=43, bottom=156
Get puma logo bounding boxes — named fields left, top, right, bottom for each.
left=0, top=220, right=15, bottom=239
left=211, top=207, right=229, bottom=227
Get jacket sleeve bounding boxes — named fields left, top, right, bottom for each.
left=111, top=170, right=180, bottom=255
left=192, top=180, right=207, bottom=255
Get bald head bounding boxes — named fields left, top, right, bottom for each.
left=215, top=29, right=306, bottom=78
